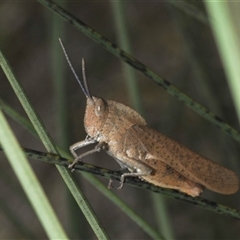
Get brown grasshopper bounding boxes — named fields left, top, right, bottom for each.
left=59, top=40, right=239, bottom=197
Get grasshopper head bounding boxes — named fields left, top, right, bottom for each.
left=59, top=40, right=109, bottom=139
left=84, top=96, right=109, bottom=139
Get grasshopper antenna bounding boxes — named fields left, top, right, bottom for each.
left=81, top=58, right=92, bottom=99
left=58, top=38, right=92, bottom=99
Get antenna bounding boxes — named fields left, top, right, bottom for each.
left=81, top=58, right=92, bottom=99
left=58, top=38, right=90, bottom=98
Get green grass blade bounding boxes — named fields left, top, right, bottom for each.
left=0, top=48, right=109, bottom=239
left=111, top=2, right=174, bottom=239
left=0, top=98, right=37, bottom=137
left=0, top=109, right=68, bottom=239
left=111, top=1, right=143, bottom=114
left=48, top=4, right=87, bottom=237
left=205, top=2, right=240, bottom=122
left=49, top=7, right=69, bottom=149
left=85, top=174, right=165, bottom=240
left=169, top=1, right=209, bottom=24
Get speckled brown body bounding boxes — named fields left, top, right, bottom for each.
left=61, top=46, right=239, bottom=197
left=78, top=97, right=239, bottom=197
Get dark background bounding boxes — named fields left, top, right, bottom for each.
left=0, top=1, right=240, bottom=239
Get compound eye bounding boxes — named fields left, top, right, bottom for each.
left=95, top=98, right=106, bottom=116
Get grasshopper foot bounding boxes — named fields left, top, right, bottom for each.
left=117, top=175, right=125, bottom=189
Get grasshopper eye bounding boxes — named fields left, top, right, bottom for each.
left=95, top=98, right=106, bottom=116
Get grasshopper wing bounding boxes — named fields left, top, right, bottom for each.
left=130, top=125, right=239, bottom=195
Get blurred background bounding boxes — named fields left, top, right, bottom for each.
left=0, top=1, right=240, bottom=239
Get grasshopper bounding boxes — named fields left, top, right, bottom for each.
left=59, top=40, right=239, bottom=197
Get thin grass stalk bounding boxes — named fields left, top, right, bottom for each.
left=0, top=48, right=109, bottom=240
left=111, top=1, right=144, bottom=115
left=205, top=2, right=240, bottom=123
left=48, top=4, right=87, bottom=238
left=111, top=2, right=174, bottom=239
left=5, top=146, right=240, bottom=220
left=50, top=5, right=69, bottom=149
left=169, top=1, right=209, bottom=24
left=0, top=109, right=68, bottom=239
left=85, top=173, right=165, bottom=240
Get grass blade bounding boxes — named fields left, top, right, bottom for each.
left=0, top=48, right=109, bottom=240
left=0, top=109, right=68, bottom=239
left=205, top=2, right=240, bottom=122
left=111, top=2, right=174, bottom=239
